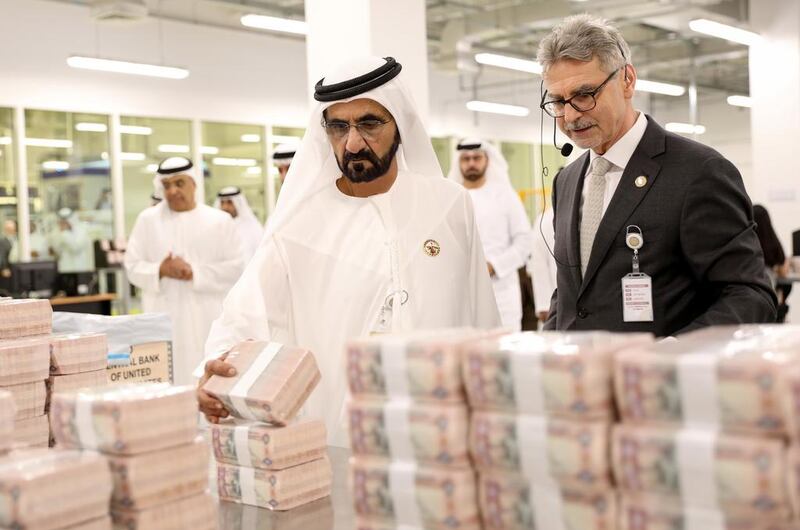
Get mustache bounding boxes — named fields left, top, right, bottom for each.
left=343, top=149, right=380, bottom=167
left=565, top=119, right=596, bottom=131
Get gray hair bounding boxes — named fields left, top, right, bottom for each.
left=537, top=14, right=631, bottom=74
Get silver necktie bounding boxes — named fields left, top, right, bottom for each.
left=580, top=157, right=613, bottom=278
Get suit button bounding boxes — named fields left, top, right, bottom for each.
left=577, top=308, right=589, bottom=319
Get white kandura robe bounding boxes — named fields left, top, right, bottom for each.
left=467, top=182, right=533, bottom=331
left=49, top=226, right=93, bottom=272
left=125, top=203, right=245, bottom=385
left=202, top=170, right=500, bottom=447
left=233, top=214, right=264, bottom=263
left=530, top=208, right=557, bottom=318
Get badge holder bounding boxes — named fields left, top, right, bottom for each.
left=621, top=225, right=654, bottom=322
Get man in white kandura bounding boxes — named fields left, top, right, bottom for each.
left=124, top=157, right=245, bottom=385
left=196, top=56, right=500, bottom=446
left=49, top=208, right=93, bottom=272
left=531, top=207, right=557, bottom=324
left=214, top=186, right=263, bottom=262
left=448, top=139, right=533, bottom=331
left=273, top=143, right=297, bottom=185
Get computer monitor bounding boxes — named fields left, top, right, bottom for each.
left=10, top=260, right=58, bottom=298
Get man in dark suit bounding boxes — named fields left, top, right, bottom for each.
left=538, top=14, right=776, bottom=336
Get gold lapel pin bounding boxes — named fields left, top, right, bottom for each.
left=635, top=176, right=648, bottom=188
left=423, top=239, right=441, bottom=257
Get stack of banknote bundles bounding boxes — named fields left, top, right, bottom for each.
left=346, top=329, right=489, bottom=530
left=49, top=383, right=217, bottom=529
left=614, top=325, right=800, bottom=529
left=463, top=331, right=654, bottom=530
left=204, top=340, right=332, bottom=511
left=0, top=300, right=53, bottom=450
left=0, top=448, right=113, bottom=530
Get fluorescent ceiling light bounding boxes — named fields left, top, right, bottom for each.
left=145, top=164, right=159, bottom=172
left=212, top=157, right=257, bottom=167
left=246, top=166, right=262, bottom=175
left=158, top=144, right=190, bottom=153
left=121, top=152, right=146, bottom=161
left=240, top=14, right=308, bottom=35
left=689, top=18, right=761, bottom=46
left=0, top=137, right=10, bottom=145
left=271, top=135, right=301, bottom=144
left=120, top=125, right=153, bottom=135
left=26, top=138, right=73, bottom=148
left=666, top=122, right=706, bottom=135
left=474, top=53, right=542, bottom=74
left=67, top=56, right=189, bottom=79
left=42, top=161, right=70, bottom=170
left=637, top=79, right=686, bottom=96
left=75, top=122, right=108, bottom=132
left=201, top=146, right=220, bottom=155
left=466, top=100, right=530, bottom=117
left=241, top=134, right=261, bottom=143
left=727, top=95, right=752, bottom=108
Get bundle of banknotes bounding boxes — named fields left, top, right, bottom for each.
left=612, top=424, right=790, bottom=518
left=0, top=449, right=112, bottom=530
left=0, top=298, right=52, bottom=339
left=0, top=336, right=50, bottom=386
left=49, top=383, right=198, bottom=455
left=348, top=399, right=470, bottom=467
left=462, top=331, right=653, bottom=419
left=4, top=380, right=46, bottom=419
left=618, top=494, right=798, bottom=530
left=349, top=457, right=480, bottom=529
left=105, top=436, right=209, bottom=510
left=469, top=411, right=611, bottom=491
left=477, top=471, right=617, bottom=530
left=49, top=332, right=108, bottom=375
left=218, top=497, right=334, bottom=530
left=346, top=329, right=490, bottom=403
left=110, top=491, right=217, bottom=530
left=210, top=418, right=327, bottom=470
left=0, top=390, right=14, bottom=454
left=615, top=325, right=800, bottom=436
left=203, top=340, right=321, bottom=425
left=13, top=414, right=49, bottom=448
left=59, top=516, right=113, bottom=530
left=781, top=367, right=800, bottom=441
left=46, top=370, right=108, bottom=411
left=216, top=456, right=332, bottom=511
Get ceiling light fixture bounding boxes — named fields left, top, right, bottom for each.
left=42, top=161, right=70, bottom=171
left=241, top=134, right=261, bottom=143
left=158, top=144, right=190, bottom=154
left=727, top=95, right=752, bottom=108
left=25, top=138, right=73, bottom=148
left=120, top=125, right=153, bottom=135
left=466, top=100, right=530, bottom=117
left=474, top=52, right=543, bottom=74
left=636, top=79, right=686, bottom=96
left=121, top=152, right=147, bottom=161
left=240, top=14, right=308, bottom=35
left=201, top=146, right=220, bottom=155
left=67, top=56, right=189, bottom=79
left=666, top=122, right=706, bottom=135
left=75, top=122, right=108, bottom=132
left=689, top=18, right=761, bottom=46
left=212, top=157, right=257, bottom=167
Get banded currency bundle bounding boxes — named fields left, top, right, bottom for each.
left=4, top=380, right=46, bottom=419
left=462, top=331, right=653, bottom=419
left=46, top=370, right=107, bottom=411
left=218, top=497, right=334, bottom=530
left=349, top=399, right=470, bottom=467
left=0, top=337, right=50, bottom=386
left=355, top=520, right=482, bottom=530
left=216, top=456, right=333, bottom=511
left=611, top=424, right=790, bottom=518
left=49, top=383, right=197, bottom=455
left=105, top=436, right=209, bottom=510
left=13, top=415, right=49, bottom=448
left=469, top=411, right=611, bottom=491
left=350, top=457, right=480, bottom=529
left=0, top=449, right=112, bottom=530
left=203, top=341, right=321, bottom=425
left=618, top=495, right=798, bottom=530
left=0, top=390, right=14, bottom=453
left=346, top=329, right=487, bottom=403
left=477, top=471, right=617, bottom=530
left=0, top=299, right=52, bottom=339
left=58, top=516, right=112, bottom=530
left=615, top=325, right=800, bottom=436
left=781, top=367, right=800, bottom=441
left=210, top=419, right=327, bottom=470
left=49, top=333, right=108, bottom=375
left=110, top=491, right=217, bottom=530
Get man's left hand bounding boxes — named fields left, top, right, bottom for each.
left=487, top=263, right=496, bottom=278
left=172, top=256, right=193, bottom=281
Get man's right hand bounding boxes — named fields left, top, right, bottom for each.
left=197, top=355, right=237, bottom=424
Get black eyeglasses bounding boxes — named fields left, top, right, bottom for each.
left=321, top=118, right=393, bottom=141
left=540, top=67, right=623, bottom=118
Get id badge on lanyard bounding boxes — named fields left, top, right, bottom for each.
left=621, top=226, right=653, bottom=322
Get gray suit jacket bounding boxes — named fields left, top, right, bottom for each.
left=544, top=115, right=776, bottom=336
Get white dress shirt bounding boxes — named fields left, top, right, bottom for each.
left=581, top=111, right=648, bottom=218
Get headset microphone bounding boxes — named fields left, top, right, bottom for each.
left=553, top=123, right=573, bottom=157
